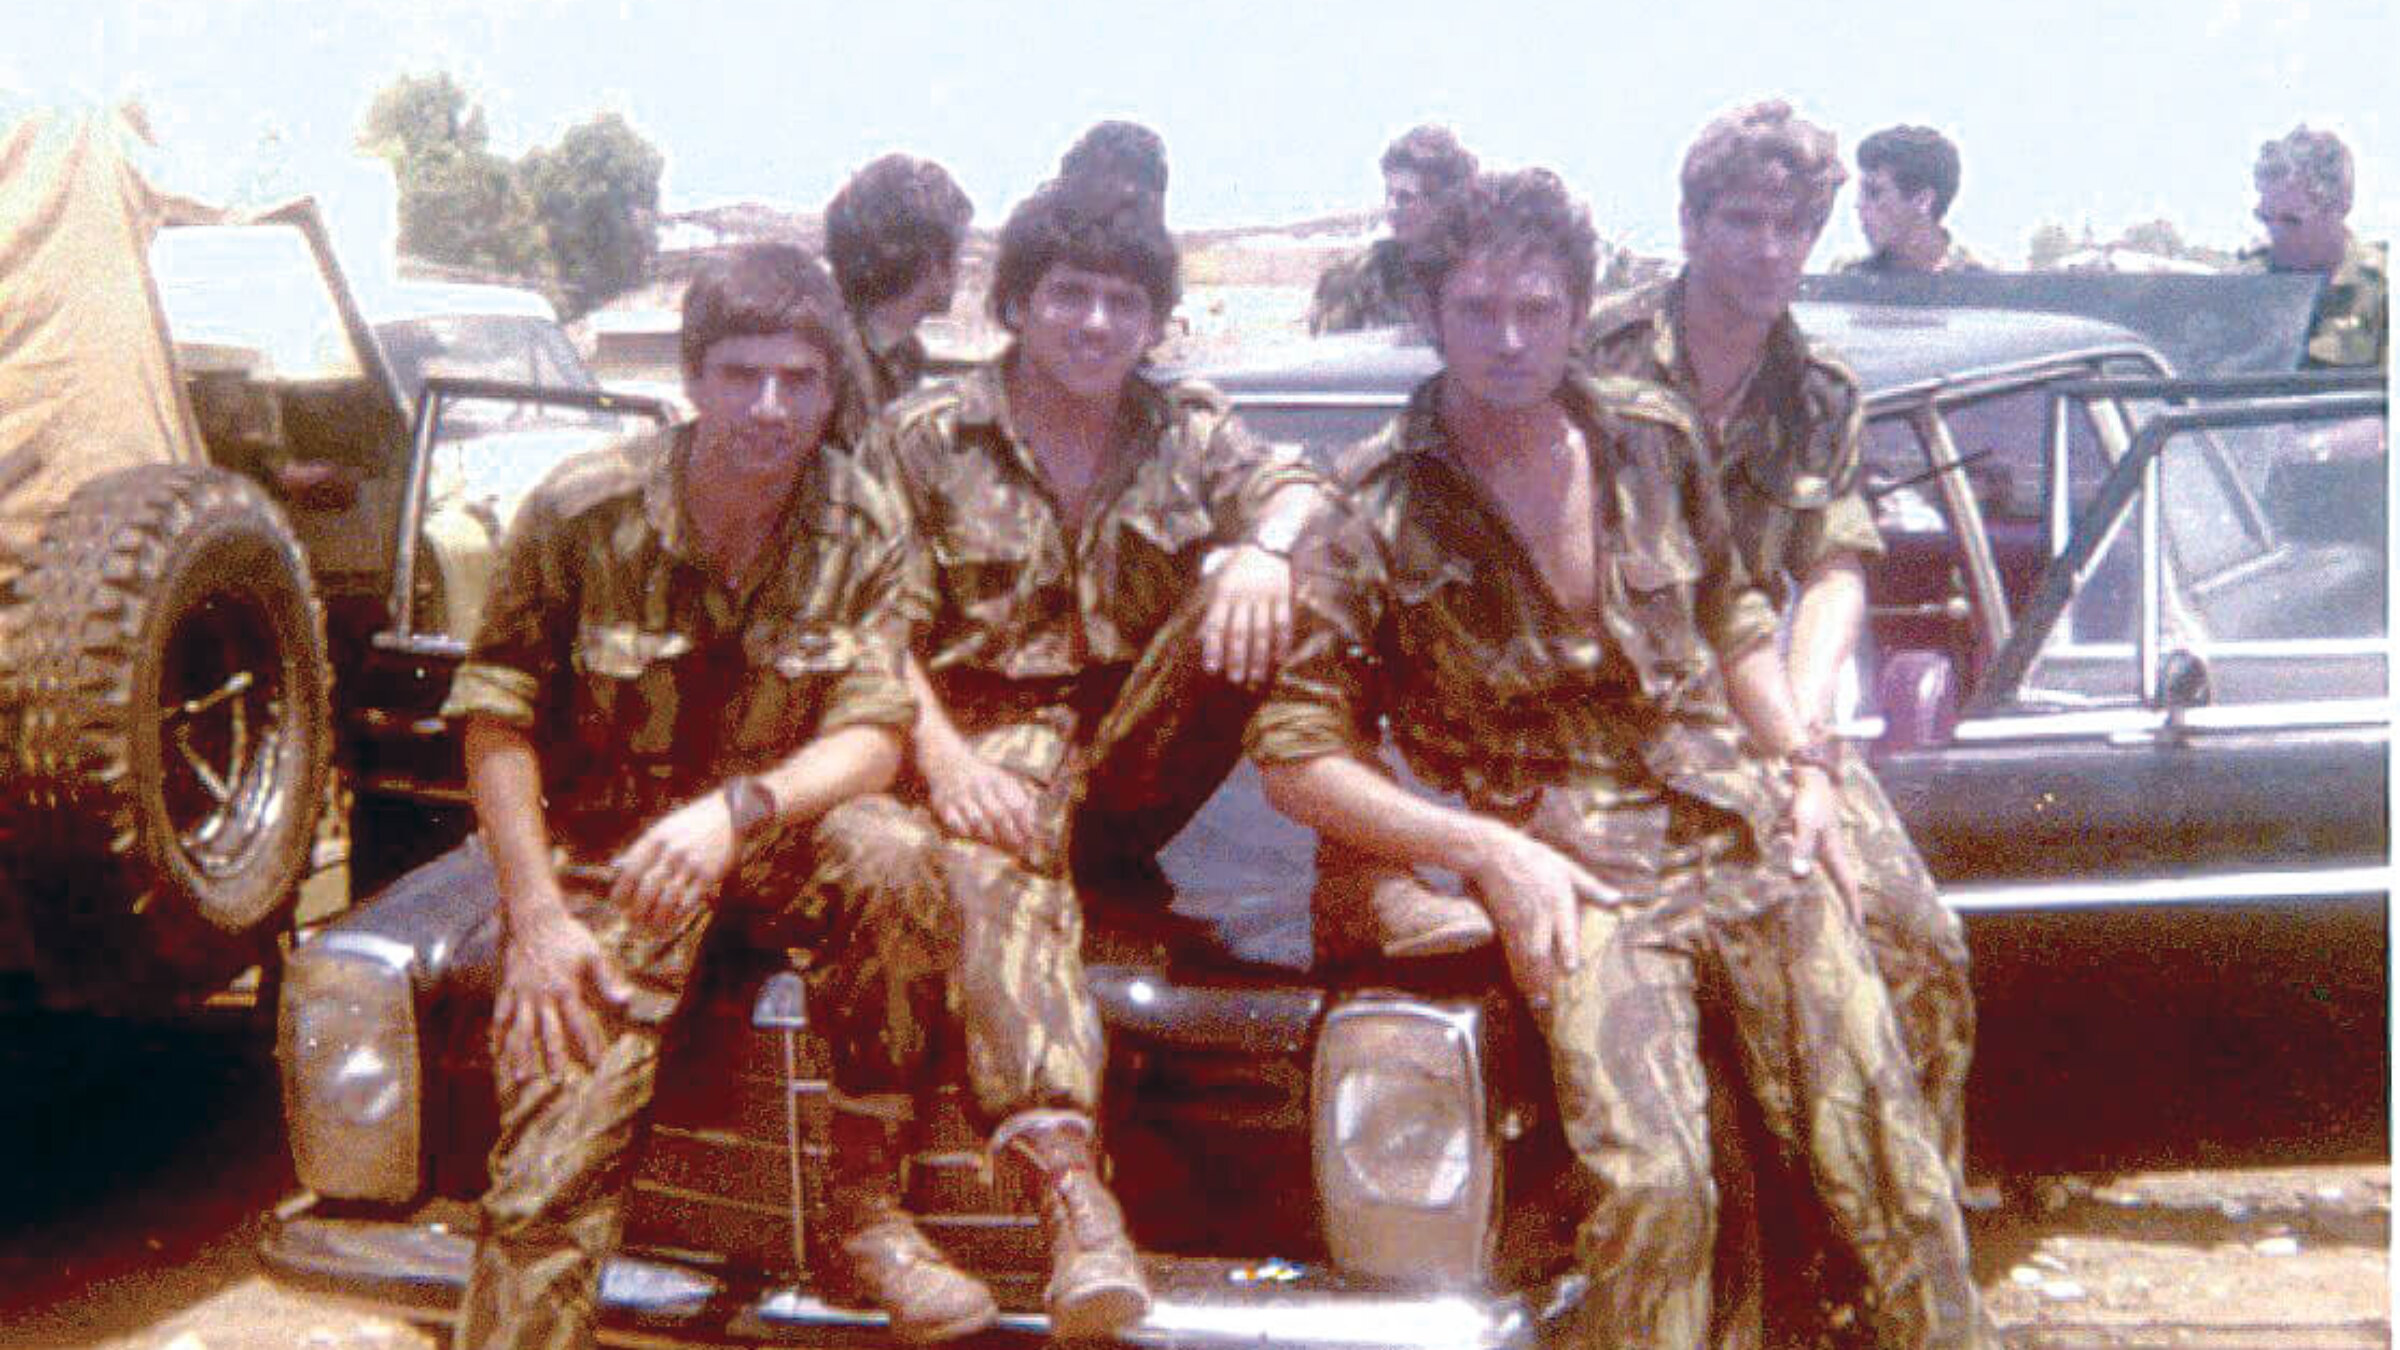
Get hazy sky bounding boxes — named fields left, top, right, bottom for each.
left=11, top=0, right=2394, bottom=267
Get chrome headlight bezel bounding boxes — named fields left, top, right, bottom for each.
left=277, top=933, right=423, bottom=1202
left=1312, top=993, right=1497, bottom=1288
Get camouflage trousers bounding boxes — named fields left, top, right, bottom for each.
left=1832, top=754, right=1974, bottom=1187
left=453, top=794, right=967, bottom=1350
left=1531, top=804, right=1984, bottom=1350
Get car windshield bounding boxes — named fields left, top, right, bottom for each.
left=152, top=224, right=364, bottom=382
left=376, top=314, right=605, bottom=439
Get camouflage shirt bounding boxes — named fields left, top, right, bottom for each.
left=1308, top=238, right=1416, bottom=335
left=862, top=325, right=932, bottom=409
left=862, top=357, right=1317, bottom=753
left=442, top=423, right=917, bottom=861
left=2237, top=232, right=2389, bottom=370
left=1582, top=277, right=1883, bottom=608
left=1832, top=232, right=1988, bottom=276
left=1249, top=371, right=1789, bottom=854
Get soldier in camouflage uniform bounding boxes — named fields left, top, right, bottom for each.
left=448, top=245, right=1000, bottom=1349
left=1583, top=102, right=1975, bottom=1190
left=2237, top=125, right=2387, bottom=370
left=826, top=154, right=975, bottom=407
left=1307, top=124, right=1477, bottom=335
left=1834, top=125, right=1986, bottom=276
left=856, top=173, right=1327, bottom=1339
left=1252, top=168, right=1983, bottom=1349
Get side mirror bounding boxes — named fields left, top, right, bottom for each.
left=2160, top=648, right=2212, bottom=714
left=1875, top=649, right=1961, bottom=753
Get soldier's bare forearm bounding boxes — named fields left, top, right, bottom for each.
left=1260, top=754, right=1511, bottom=879
left=1727, top=643, right=1817, bottom=760
left=903, top=653, right=974, bottom=771
left=1786, top=554, right=1866, bottom=727
left=463, top=715, right=568, bottom=933
left=752, top=724, right=904, bottom=829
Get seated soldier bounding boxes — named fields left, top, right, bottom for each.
left=855, top=169, right=1327, bottom=1338
left=1250, top=168, right=1985, bottom=1348
left=445, top=244, right=997, bottom=1348
left=825, top=153, right=975, bottom=407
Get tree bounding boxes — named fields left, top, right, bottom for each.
left=2026, top=221, right=2076, bottom=271
left=358, top=73, right=548, bottom=283
left=520, top=112, right=664, bottom=317
left=2118, top=218, right=2187, bottom=260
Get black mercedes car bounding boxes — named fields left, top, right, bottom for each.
left=264, top=302, right=2388, bottom=1348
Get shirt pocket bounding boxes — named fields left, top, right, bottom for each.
left=1609, top=547, right=1706, bottom=692
left=1391, top=556, right=1539, bottom=703
left=572, top=623, right=692, bottom=759
left=1110, top=498, right=1218, bottom=633
left=728, top=622, right=864, bottom=756
left=932, top=515, right=1045, bottom=617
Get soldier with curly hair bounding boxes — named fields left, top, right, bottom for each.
left=825, top=154, right=975, bottom=405
left=2238, top=125, right=2386, bottom=369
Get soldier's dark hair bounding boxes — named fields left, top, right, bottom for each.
left=1381, top=124, right=1478, bottom=194
left=2255, top=125, right=2354, bottom=216
left=680, top=242, right=873, bottom=444
left=988, top=175, right=1181, bottom=332
left=1858, top=124, right=1963, bottom=220
left=1680, top=100, right=1847, bottom=228
left=823, top=154, right=974, bottom=312
left=1407, top=168, right=1599, bottom=321
left=1060, top=120, right=1170, bottom=203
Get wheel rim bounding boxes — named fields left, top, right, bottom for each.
left=157, top=586, right=295, bottom=879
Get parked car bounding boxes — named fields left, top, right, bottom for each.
left=263, top=304, right=2387, bottom=1347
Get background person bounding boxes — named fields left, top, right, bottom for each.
left=2238, top=124, right=2387, bottom=369
left=1836, top=123, right=1985, bottom=274
left=825, top=153, right=975, bottom=406
left=1307, top=123, right=1477, bottom=334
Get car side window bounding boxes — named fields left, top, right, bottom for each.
left=2020, top=409, right=2387, bottom=709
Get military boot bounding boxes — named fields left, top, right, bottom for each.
left=824, top=1094, right=997, bottom=1344
left=990, top=1110, right=1150, bottom=1339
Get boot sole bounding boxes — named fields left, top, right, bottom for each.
left=892, top=1300, right=1000, bottom=1345
left=1049, top=1281, right=1151, bottom=1340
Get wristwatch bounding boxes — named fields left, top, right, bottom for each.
left=1250, top=508, right=1309, bottom=558
left=721, top=774, right=777, bottom=844
left=1785, top=737, right=1843, bottom=779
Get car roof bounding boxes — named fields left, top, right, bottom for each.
left=361, top=279, right=561, bottom=325
left=1186, top=301, right=2166, bottom=401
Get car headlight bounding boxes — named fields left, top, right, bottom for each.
left=1313, top=995, right=1495, bottom=1288
left=278, top=933, right=422, bottom=1202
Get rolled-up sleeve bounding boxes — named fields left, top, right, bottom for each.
left=439, top=489, right=570, bottom=729
left=1246, top=507, right=1384, bottom=767
left=1195, top=406, right=1326, bottom=539
left=1786, top=380, right=1884, bottom=576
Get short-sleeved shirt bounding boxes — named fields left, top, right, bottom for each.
left=1832, top=233, right=1988, bottom=276
left=1249, top=370, right=1788, bottom=855
left=1308, top=238, right=1416, bottom=335
left=442, top=422, right=917, bottom=861
left=1582, top=277, right=1882, bottom=609
left=2237, top=232, right=2389, bottom=370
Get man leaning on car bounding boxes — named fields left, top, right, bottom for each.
left=444, top=243, right=1003, bottom=1348
left=1249, top=166, right=1985, bottom=1348
left=2238, top=124, right=2387, bottom=370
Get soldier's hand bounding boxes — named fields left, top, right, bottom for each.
left=493, top=904, right=631, bottom=1084
left=1201, top=545, right=1294, bottom=688
left=611, top=794, right=737, bottom=938
left=1465, top=824, right=1616, bottom=1010
left=1784, top=766, right=1856, bottom=914
left=924, top=738, right=1044, bottom=861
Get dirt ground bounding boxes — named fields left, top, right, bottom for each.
left=0, top=1007, right=2384, bottom=1350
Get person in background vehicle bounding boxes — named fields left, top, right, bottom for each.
left=855, top=172, right=1328, bottom=1339
left=1835, top=124, right=1985, bottom=275
left=1584, top=98, right=1978, bottom=1342
left=1059, top=118, right=1170, bottom=218
left=445, top=244, right=1002, bottom=1347
left=2238, top=125, right=2387, bottom=369
left=1251, top=166, right=1984, bottom=1348
left=1308, top=123, right=1478, bottom=335
left=825, top=154, right=975, bottom=406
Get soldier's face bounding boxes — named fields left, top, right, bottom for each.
left=1015, top=263, right=1159, bottom=402
left=1683, top=184, right=1825, bottom=324
left=1386, top=169, right=1434, bottom=243
left=1433, top=247, right=1577, bottom=412
left=685, top=332, right=836, bottom=468
left=2256, top=179, right=2347, bottom=272
left=1856, top=167, right=1932, bottom=252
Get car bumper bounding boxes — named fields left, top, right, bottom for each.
left=261, top=1205, right=1542, bottom=1350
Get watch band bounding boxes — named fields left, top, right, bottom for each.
left=721, top=774, right=776, bottom=843
left=1250, top=509, right=1308, bottom=558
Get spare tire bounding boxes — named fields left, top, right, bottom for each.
left=9, top=464, right=332, bottom=999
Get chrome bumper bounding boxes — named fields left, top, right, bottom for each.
left=262, top=1207, right=1541, bottom=1349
